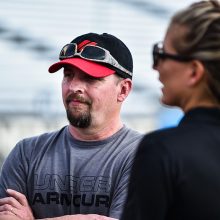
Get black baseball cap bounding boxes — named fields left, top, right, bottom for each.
left=48, top=33, right=133, bottom=79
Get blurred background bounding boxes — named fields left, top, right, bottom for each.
left=0, top=0, right=196, bottom=166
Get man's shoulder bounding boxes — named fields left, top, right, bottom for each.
left=15, top=126, right=68, bottom=153
left=120, top=126, right=144, bottom=143
left=111, top=126, right=144, bottom=156
left=23, top=126, right=67, bottom=142
left=7, top=126, right=68, bottom=162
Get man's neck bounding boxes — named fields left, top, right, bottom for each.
left=68, top=121, right=124, bottom=141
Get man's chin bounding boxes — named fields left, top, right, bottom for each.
left=66, top=111, right=91, bottom=128
left=69, top=119, right=91, bottom=128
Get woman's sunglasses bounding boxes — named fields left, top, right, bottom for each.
left=152, top=42, right=193, bottom=67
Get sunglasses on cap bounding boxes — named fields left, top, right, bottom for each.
left=59, top=43, right=132, bottom=77
left=152, top=42, right=193, bottom=67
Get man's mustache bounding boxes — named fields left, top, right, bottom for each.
left=66, top=93, right=92, bottom=105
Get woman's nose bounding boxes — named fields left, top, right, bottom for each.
left=153, top=58, right=162, bottom=71
left=153, top=62, right=159, bottom=70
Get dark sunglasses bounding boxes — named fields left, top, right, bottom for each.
left=152, top=42, right=193, bottom=67
left=59, top=43, right=132, bottom=77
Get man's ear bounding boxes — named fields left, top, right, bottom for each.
left=117, top=79, right=132, bottom=102
left=188, top=60, right=205, bottom=86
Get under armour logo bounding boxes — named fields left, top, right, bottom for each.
left=77, top=40, right=97, bottom=52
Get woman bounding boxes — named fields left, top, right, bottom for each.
left=122, top=1, right=220, bottom=219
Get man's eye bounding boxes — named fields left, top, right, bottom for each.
left=85, top=76, right=96, bottom=81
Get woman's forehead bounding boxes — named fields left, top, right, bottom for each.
left=165, top=24, right=188, bottom=49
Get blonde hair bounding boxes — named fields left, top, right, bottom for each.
left=170, top=0, right=220, bottom=101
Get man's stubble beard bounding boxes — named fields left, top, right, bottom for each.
left=65, top=92, right=93, bottom=128
left=66, top=107, right=92, bottom=128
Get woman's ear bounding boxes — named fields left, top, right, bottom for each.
left=117, top=78, right=132, bottom=102
left=188, top=60, right=205, bottom=86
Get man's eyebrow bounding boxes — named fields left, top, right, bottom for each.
left=86, top=74, right=103, bottom=80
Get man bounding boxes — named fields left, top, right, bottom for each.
left=0, top=33, right=143, bottom=220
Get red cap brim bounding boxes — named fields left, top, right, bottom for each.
left=48, top=58, right=115, bottom=78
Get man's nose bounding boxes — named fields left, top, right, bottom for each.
left=68, top=77, right=85, bottom=93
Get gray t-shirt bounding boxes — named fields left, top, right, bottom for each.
left=0, top=125, right=143, bottom=219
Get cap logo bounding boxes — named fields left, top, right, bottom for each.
left=77, top=40, right=97, bottom=52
